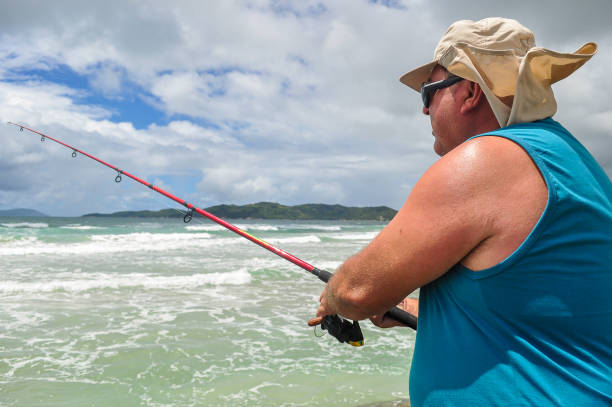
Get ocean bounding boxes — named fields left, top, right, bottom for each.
left=0, top=216, right=416, bottom=406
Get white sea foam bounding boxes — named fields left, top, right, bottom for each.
left=0, top=232, right=227, bottom=256
left=185, top=223, right=279, bottom=232
left=313, top=260, right=343, bottom=271
left=91, top=232, right=214, bottom=246
left=2, top=308, right=51, bottom=330
left=187, top=223, right=339, bottom=233
left=1, top=222, right=49, bottom=228
left=185, top=224, right=226, bottom=232
left=0, top=230, right=327, bottom=257
left=266, top=235, right=321, bottom=244
left=290, top=224, right=342, bottom=231
left=0, top=269, right=251, bottom=293
left=235, top=224, right=279, bottom=232
left=0, top=227, right=364, bottom=258
left=328, top=232, right=379, bottom=240
left=0, top=236, right=38, bottom=249
left=60, top=225, right=104, bottom=230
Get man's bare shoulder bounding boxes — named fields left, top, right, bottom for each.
left=417, top=134, right=548, bottom=270
left=417, top=135, right=542, bottom=202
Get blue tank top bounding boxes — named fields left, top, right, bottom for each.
left=409, top=118, right=612, bottom=406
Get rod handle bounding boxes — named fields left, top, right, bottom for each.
left=384, top=306, right=418, bottom=330
left=312, top=267, right=333, bottom=283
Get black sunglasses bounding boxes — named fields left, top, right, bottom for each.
left=421, top=75, right=463, bottom=108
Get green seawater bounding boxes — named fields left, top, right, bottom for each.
left=0, top=217, right=415, bottom=406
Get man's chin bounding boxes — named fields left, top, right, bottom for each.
left=433, top=141, right=444, bottom=157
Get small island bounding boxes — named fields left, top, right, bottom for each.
left=0, top=208, right=49, bottom=217
left=82, top=202, right=397, bottom=221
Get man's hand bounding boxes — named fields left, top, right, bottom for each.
left=308, top=283, right=347, bottom=327
left=309, top=285, right=335, bottom=326
left=309, top=293, right=419, bottom=329
left=370, top=297, right=419, bottom=329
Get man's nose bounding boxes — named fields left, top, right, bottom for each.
left=422, top=106, right=430, bottom=115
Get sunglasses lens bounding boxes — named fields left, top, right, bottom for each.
left=421, top=84, right=429, bottom=108
left=420, top=76, right=461, bottom=108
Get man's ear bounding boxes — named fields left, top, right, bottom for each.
left=459, top=81, right=486, bottom=115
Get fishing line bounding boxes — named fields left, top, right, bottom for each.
left=7, top=122, right=417, bottom=340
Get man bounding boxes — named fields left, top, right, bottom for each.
left=312, top=18, right=611, bottom=406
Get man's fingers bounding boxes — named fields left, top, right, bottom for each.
left=370, top=312, right=408, bottom=329
left=369, top=313, right=387, bottom=328
left=308, top=316, right=324, bottom=327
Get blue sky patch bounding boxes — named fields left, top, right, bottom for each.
left=148, top=173, right=202, bottom=199
left=6, top=63, right=167, bottom=130
left=369, top=0, right=406, bottom=9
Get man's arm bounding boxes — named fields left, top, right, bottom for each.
left=316, top=136, right=546, bottom=321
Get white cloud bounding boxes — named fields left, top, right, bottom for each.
left=1, top=0, right=611, bottom=215
left=88, top=64, right=123, bottom=96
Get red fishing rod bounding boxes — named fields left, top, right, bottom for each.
left=7, top=122, right=417, bottom=341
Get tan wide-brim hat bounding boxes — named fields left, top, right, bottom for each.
left=400, top=18, right=597, bottom=127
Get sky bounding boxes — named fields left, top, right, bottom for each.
left=1, top=0, right=611, bottom=216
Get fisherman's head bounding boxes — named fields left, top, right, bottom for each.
left=399, top=17, right=597, bottom=154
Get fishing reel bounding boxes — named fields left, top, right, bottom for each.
left=311, top=314, right=364, bottom=347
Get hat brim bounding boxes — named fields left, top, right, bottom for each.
left=399, top=61, right=438, bottom=92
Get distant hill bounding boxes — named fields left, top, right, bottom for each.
left=0, top=208, right=49, bottom=217
left=83, top=202, right=397, bottom=221
left=83, top=209, right=180, bottom=218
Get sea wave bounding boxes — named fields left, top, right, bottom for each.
left=0, top=232, right=219, bottom=256
left=185, top=223, right=279, bottom=232
left=185, top=224, right=226, bottom=232
left=236, top=224, right=279, bottom=232
left=266, top=235, right=321, bottom=244
left=0, top=228, right=379, bottom=256
left=0, top=269, right=252, bottom=293
left=1, top=222, right=49, bottom=229
left=283, top=224, right=343, bottom=232
left=60, top=225, right=105, bottom=230
left=328, top=232, right=379, bottom=241
left=186, top=223, right=343, bottom=233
